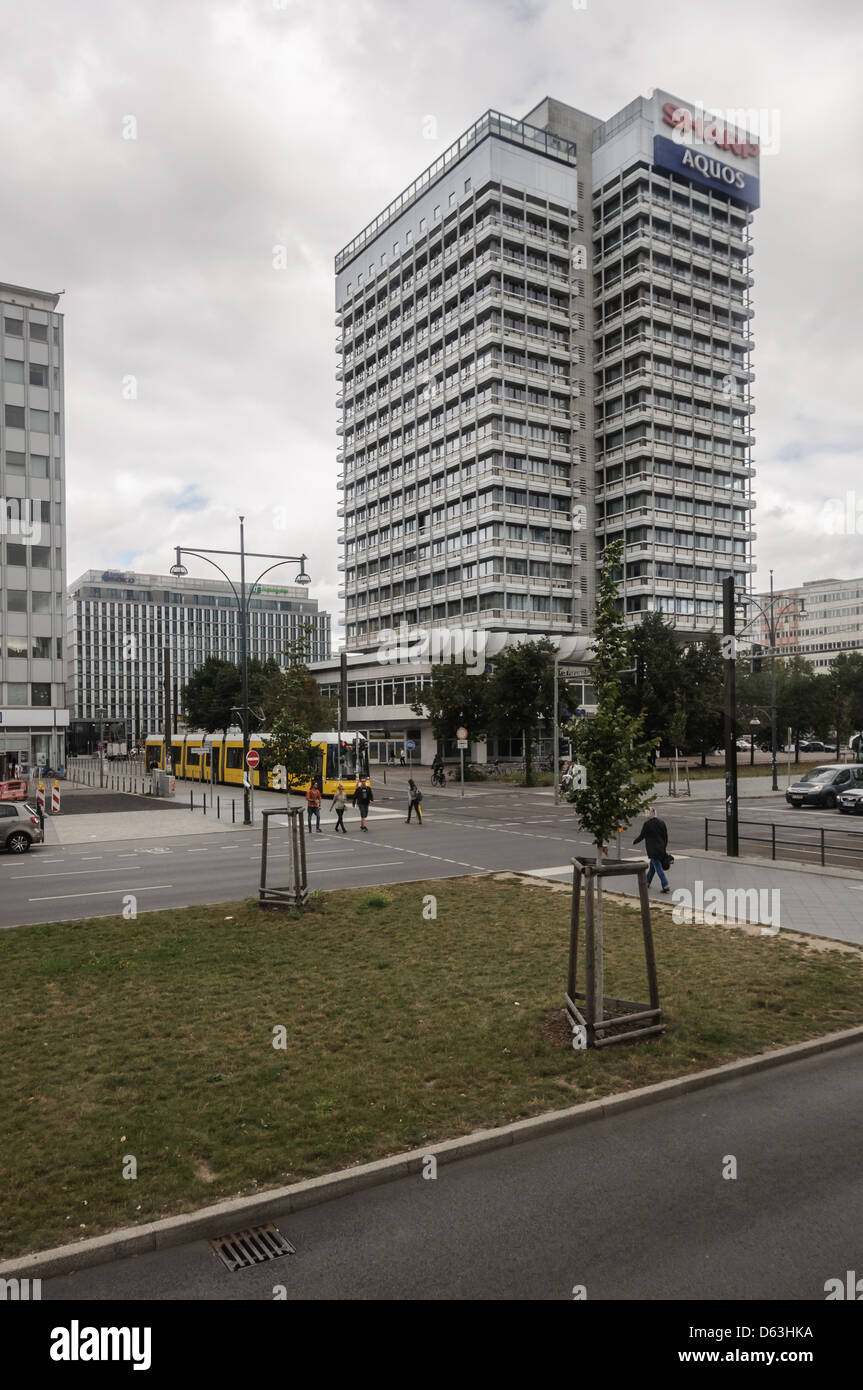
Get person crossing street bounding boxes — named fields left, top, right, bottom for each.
left=331, top=781, right=348, bottom=833
left=352, top=776, right=374, bottom=832
left=406, top=778, right=423, bottom=825
left=633, top=807, right=671, bottom=891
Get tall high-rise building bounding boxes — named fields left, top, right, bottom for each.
left=66, top=569, right=331, bottom=748
left=334, top=92, right=758, bottom=651
left=0, top=282, right=67, bottom=776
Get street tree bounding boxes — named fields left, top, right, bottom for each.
left=486, top=638, right=563, bottom=785
left=181, top=657, right=282, bottom=733
left=681, top=635, right=724, bottom=764
left=623, top=612, right=684, bottom=752
left=257, top=714, right=318, bottom=793
left=411, top=663, right=490, bottom=746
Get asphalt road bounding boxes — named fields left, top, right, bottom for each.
left=2, top=781, right=861, bottom=929
left=42, top=1037, right=863, bottom=1300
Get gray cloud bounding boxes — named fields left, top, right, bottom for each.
left=1, top=0, right=861, bottom=627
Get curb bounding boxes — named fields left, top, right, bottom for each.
left=4, top=1023, right=863, bottom=1282
left=692, top=849, right=863, bottom=882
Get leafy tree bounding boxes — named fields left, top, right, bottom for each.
left=411, top=664, right=490, bottom=745
left=257, top=714, right=317, bottom=793
left=562, top=541, right=657, bottom=856
left=681, top=635, right=724, bottom=764
left=181, top=656, right=282, bottom=734
left=622, top=613, right=685, bottom=752
left=486, top=638, right=567, bottom=786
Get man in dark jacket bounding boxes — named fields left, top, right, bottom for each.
left=352, top=777, right=374, bottom=832
left=633, top=807, right=670, bottom=891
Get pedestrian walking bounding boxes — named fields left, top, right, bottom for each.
left=633, top=807, right=671, bottom=892
left=306, top=780, right=323, bottom=833
left=406, top=778, right=423, bottom=824
left=399, top=749, right=406, bottom=767
left=331, top=781, right=348, bottom=833
left=352, top=776, right=374, bottom=831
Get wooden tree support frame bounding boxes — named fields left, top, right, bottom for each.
left=667, top=756, right=691, bottom=797
left=565, top=856, right=665, bottom=1048
left=258, top=807, right=309, bottom=908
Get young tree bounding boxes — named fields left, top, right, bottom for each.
left=562, top=541, right=657, bottom=855
left=257, top=715, right=318, bottom=794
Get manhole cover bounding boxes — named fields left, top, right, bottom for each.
left=210, top=1224, right=296, bottom=1272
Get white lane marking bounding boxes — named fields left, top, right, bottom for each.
left=81, top=856, right=104, bottom=861
left=186, top=848, right=210, bottom=853
left=310, top=860, right=406, bottom=872
left=30, top=884, right=173, bottom=902
left=372, top=839, right=488, bottom=872
left=8, top=866, right=147, bottom=880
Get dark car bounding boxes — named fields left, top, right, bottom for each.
left=798, top=741, right=831, bottom=753
left=786, top=765, right=863, bottom=809
left=838, top=787, right=863, bottom=816
left=0, top=802, right=44, bottom=852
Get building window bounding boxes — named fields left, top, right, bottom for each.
left=4, top=451, right=25, bottom=472
left=31, top=683, right=52, bottom=706
left=419, top=217, right=426, bottom=233
left=433, top=205, right=440, bottom=219
left=29, top=363, right=48, bottom=387
left=4, top=318, right=23, bottom=336
left=464, top=178, right=471, bottom=193
left=4, top=405, right=25, bottom=428
left=29, top=323, right=48, bottom=342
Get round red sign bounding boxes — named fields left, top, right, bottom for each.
left=246, top=750, right=260, bottom=768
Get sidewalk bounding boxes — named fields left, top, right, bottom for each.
left=522, top=851, right=863, bottom=945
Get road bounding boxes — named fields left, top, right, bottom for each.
left=41, top=1037, right=863, bottom=1300
left=2, top=778, right=861, bottom=929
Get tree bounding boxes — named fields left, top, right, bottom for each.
left=680, top=635, right=724, bottom=765
left=181, top=657, right=282, bottom=733
left=622, top=613, right=684, bottom=752
left=562, top=541, right=657, bottom=856
left=257, top=714, right=317, bottom=793
left=486, top=638, right=565, bottom=786
left=411, top=664, right=490, bottom=745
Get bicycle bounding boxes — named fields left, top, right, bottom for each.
left=431, top=767, right=446, bottom=788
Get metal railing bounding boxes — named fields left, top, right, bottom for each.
left=704, top=816, right=863, bottom=869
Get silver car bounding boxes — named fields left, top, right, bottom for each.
left=0, top=801, right=44, bottom=853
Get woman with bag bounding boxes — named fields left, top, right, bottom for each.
left=406, top=778, right=423, bottom=825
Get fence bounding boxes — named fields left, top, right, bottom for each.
left=704, top=816, right=863, bottom=870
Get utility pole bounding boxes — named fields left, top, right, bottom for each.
left=722, top=576, right=739, bottom=857
left=163, top=646, right=172, bottom=774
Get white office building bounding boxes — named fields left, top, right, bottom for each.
left=0, top=281, right=67, bottom=776
left=66, top=569, right=331, bottom=747
left=319, top=91, right=759, bottom=758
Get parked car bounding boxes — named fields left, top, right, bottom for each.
left=798, top=741, right=831, bottom=753
left=838, top=787, right=863, bottom=816
left=785, top=765, right=863, bottom=809
left=0, top=802, right=44, bottom=852
left=0, top=779, right=29, bottom=801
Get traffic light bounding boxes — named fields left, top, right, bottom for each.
left=750, top=643, right=763, bottom=674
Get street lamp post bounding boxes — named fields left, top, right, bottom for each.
left=171, top=519, right=310, bottom=826
left=96, top=706, right=106, bottom=788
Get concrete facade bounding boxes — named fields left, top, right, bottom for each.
left=0, top=281, right=68, bottom=774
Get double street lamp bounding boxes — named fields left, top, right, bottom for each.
left=170, top=518, right=310, bottom=826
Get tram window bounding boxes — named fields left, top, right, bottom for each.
left=225, top=747, right=244, bottom=769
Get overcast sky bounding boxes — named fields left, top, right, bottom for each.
left=1, top=0, right=861, bottom=629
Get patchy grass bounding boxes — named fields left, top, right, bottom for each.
left=2, top=877, right=862, bottom=1259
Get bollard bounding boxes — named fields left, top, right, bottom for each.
left=190, top=789, right=193, bottom=812
left=232, top=799, right=235, bottom=823
left=217, top=795, right=220, bottom=819
left=202, top=794, right=206, bottom=816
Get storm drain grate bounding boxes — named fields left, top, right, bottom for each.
left=210, top=1224, right=296, bottom=1272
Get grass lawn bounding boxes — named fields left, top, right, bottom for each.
left=3, top=876, right=863, bottom=1260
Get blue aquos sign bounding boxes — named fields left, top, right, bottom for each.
left=653, top=134, right=760, bottom=210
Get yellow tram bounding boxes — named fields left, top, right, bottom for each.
left=145, top=730, right=370, bottom=796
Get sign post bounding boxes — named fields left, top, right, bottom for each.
left=405, top=738, right=415, bottom=773
left=456, top=727, right=468, bottom=799
left=246, top=748, right=260, bottom=826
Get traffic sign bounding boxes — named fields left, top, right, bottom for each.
left=456, top=726, right=468, bottom=741
left=405, top=740, right=415, bottom=750
left=246, top=749, right=260, bottom=769
left=457, top=739, right=468, bottom=750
